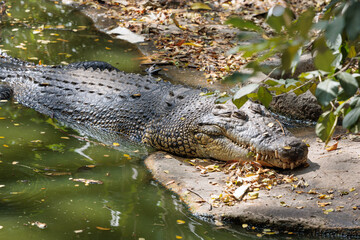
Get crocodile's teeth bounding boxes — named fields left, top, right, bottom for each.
left=275, top=150, right=279, bottom=159
left=290, top=163, right=295, bottom=170
left=256, top=153, right=260, bottom=161
left=282, top=163, right=287, bottom=170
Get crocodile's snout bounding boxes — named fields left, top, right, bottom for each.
left=278, top=138, right=308, bottom=165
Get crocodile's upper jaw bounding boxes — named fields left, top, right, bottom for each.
left=191, top=100, right=308, bottom=169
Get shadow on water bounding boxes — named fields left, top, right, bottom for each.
left=0, top=1, right=329, bottom=240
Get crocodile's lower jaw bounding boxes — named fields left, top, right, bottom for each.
left=227, top=139, right=307, bottom=170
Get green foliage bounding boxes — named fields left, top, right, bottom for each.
left=315, top=79, right=339, bottom=106
left=226, top=0, right=360, bottom=144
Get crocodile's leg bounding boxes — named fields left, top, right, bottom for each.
left=0, top=85, right=12, bottom=100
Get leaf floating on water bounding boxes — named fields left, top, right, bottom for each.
left=70, top=178, right=103, bottom=186
left=326, top=142, right=338, bottom=151
left=45, top=172, right=71, bottom=176
left=96, top=226, right=110, bottom=231
left=176, top=220, right=185, bottom=225
left=175, top=236, right=183, bottom=239
left=37, top=39, right=51, bottom=44
left=56, top=38, right=69, bottom=42
left=32, top=221, right=47, bottom=229
left=112, top=142, right=120, bottom=146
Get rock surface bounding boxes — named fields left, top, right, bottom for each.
left=145, top=129, right=360, bottom=236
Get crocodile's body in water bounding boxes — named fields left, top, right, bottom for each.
left=0, top=53, right=308, bottom=169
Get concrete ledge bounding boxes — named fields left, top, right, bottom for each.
left=144, top=130, right=360, bottom=236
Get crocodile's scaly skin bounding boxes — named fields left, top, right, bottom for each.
left=0, top=54, right=308, bottom=169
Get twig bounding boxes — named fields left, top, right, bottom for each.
left=187, top=188, right=212, bottom=211
left=274, top=119, right=286, bottom=136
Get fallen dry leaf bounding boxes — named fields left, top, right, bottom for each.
left=326, top=142, right=338, bottom=151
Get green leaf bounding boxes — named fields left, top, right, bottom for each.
left=265, top=79, right=283, bottom=86
left=337, top=72, right=359, bottom=98
left=281, top=45, right=300, bottom=71
left=314, top=48, right=335, bottom=72
left=325, top=16, right=345, bottom=47
left=337, top=89, right=350, bottom=101
left=344, top=2, right=360, bottom=40
left=222, top=71, right=252, bottom=84
left=343, top=105, right=360, bottom=129
left=293, top=82, right=314, bottom=96
left=190, top=3, right=212, bottom=10
left=215, top=96, right=232, bottom=104
left=315, top=79, right=339, bottom=106
left=266, top=6, right=294, bottom=32
left=232, top=96, right=249, bottom=109
left=226, top=17, right=263, bottom=32
left=331, top=52, right=342, bottom=69
left=233, top=83, right=259, bottom=100
left=257, top=86, right=273, bottom=108
left=316, top=111, right=337, bottom=144
left=294, top=8, right=315, bottom=38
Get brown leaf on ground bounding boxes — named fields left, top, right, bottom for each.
left=326, top=142, right=338, bottom=151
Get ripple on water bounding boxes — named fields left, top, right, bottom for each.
left=0, top=162, right=52, bottom=215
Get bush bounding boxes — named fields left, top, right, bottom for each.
left=225, top=0, right=360, bottom=145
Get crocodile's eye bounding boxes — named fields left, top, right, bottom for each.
left=249, top=104, right=263, bottom=114
left=212, top=104, right=232, bottom=117
left=232, top=110, right=247, bottom=120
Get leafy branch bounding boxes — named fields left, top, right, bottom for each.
left=224, top=0, right=360, bottom=144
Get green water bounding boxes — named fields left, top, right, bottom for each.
left=0, top=1, right=314, bottom=239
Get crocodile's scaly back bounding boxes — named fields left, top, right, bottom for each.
left=0, top=54, right=197, bottom=142
left=0, top=53, right=308, bottom=169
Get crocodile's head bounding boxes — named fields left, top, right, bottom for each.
left=191, top=100, right=308, bottom=169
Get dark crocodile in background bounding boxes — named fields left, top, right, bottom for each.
left=0, top=52, right=308, bottom=169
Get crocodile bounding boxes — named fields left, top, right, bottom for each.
left=0, top=53, right=308, bottom=169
